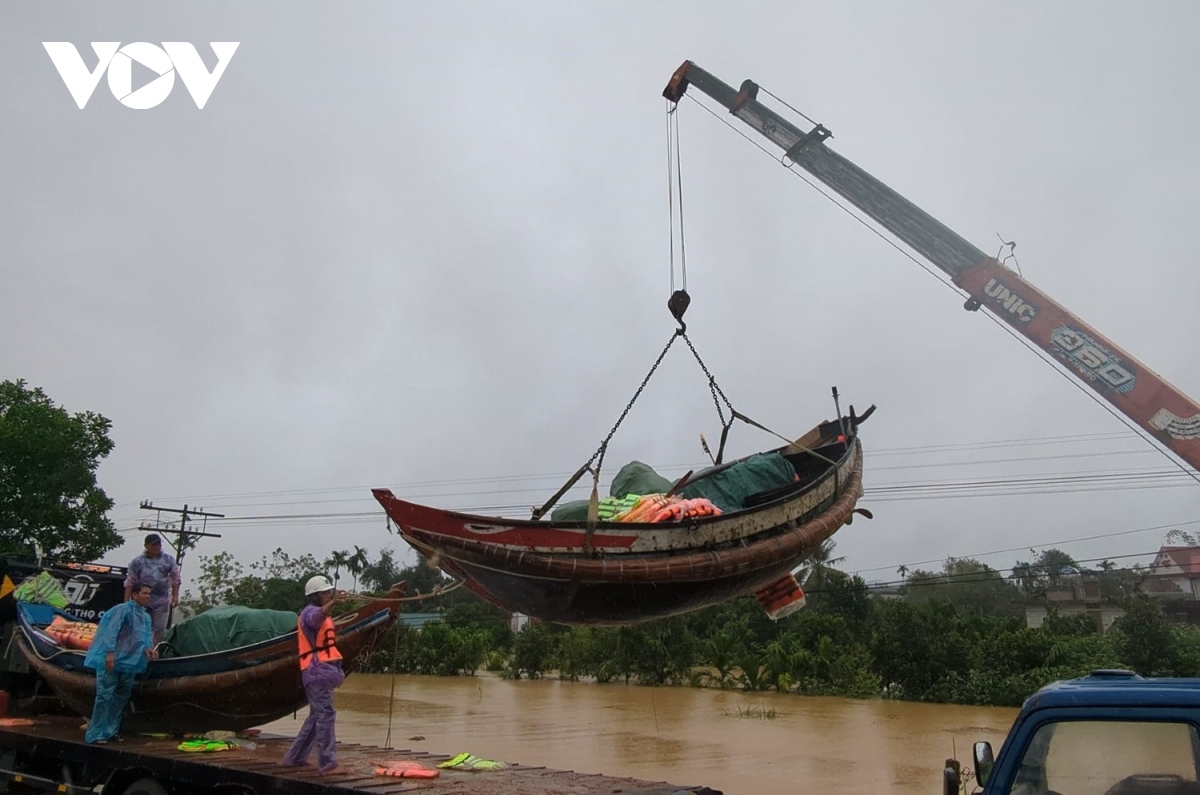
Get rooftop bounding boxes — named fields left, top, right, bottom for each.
left=1026, top=670, right=1200, bottom=710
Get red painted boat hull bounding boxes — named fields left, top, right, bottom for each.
left=374, top=417, right=869, bottom=625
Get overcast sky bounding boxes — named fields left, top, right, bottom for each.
left=3, top=2, right=1198, bottom=597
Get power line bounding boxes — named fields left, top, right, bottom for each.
left=110, top=449, right=1184, bottom=524
left=116, top=430, right=1149, bottom=510
left=109, top=463, right=1197, bottom=527
left=112, top=449, right=1169, bottom=515
left=852, top=518, right=1200, bottom=576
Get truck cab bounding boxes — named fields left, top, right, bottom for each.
left=951, top=670, right=1200, bottom=795
left=0, top=556, right=128, bottom=704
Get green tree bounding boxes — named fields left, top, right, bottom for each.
left=177, top=550, right=244, bottom=615
left=0, top=379, right=120, bottom=560
left=814, top=570, right=873, bottom=627
left=905, top=558, right=1022, bottom=616
left=1012, top=548, right=1080, bottom=598
left=703, top=617, right=752, bottom=687
left=1166, top=529, right=1200, bottom=547
left=178, top=547, right=322, bottom=615
left=1112, top=597, right=1174, bottom=676
left=360, top=547, right=401, bottom=593
left=799, top=539, right=845, bottom=591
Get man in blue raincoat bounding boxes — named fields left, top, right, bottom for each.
left=124, top=533, right=181, bottom=645
left=84, top=583, right=156, bottom=744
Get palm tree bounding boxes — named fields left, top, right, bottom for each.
left=799, top=539, right=846, bottom=591
left=348, top=545, right=370, bottom=593
left=324, top=550, right=350, bottom=587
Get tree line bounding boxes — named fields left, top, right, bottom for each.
left=179, top=541, right=1200, bottom=708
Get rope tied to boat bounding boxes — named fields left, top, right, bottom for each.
left=338, top=579, right=465, bottom=604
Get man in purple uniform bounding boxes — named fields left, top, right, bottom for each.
left=281, top=575, right=347, bottom=774
left=124, top=533, right=181, bottom=645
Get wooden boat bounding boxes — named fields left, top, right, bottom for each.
left=372, top=410, right=873, bottom=625
left=14, top=583, right=405, bottom=734
left=18, top=603, right=300, bottom=679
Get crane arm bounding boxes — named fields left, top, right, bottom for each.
left=663, top=60, right=1200, bottom=472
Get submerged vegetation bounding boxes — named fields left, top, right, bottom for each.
left=180, top=542, right=1199, bottom=708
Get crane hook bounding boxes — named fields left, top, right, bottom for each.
left=668, top=289, right=691, bottom=334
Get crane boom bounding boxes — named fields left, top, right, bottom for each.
left=663, top=60, right=1200, bottom=473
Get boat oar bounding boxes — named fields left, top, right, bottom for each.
left=666, top=470, right=694, bottom=498
left=531, top=462, right=591, bottom=521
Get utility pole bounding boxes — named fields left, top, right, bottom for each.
left=138, top=501, right=224, bottom=627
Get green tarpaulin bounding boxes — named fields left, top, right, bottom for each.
left=161, top=605, right=298, bottom=657
left=549, top=452, right=797, bottom=522
left=678, top=452, right=797, bottom=514
left=551, top=460, right=674, bottom=522
left=610, top=461, right=674, bottom=500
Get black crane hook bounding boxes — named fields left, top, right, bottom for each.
left=668, top=289, right=691, bottom=334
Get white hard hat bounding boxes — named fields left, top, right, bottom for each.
left=304, top=575, right=334, bottom=596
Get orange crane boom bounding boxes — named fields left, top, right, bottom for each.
left=663, top=60, right=1200, bottom=472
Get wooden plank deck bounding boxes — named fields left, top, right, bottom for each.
left=0, top=717, right=708, bottom=794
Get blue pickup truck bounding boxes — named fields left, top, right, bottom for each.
left=948, top=669, right=1200, bottom=795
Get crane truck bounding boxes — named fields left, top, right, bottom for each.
left=663, top=61, right=1200, bottom=795
left=662, top=60, right=1200, bottom=474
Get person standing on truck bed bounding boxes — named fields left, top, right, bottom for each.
left=83, top=583, right=156, bottom=744
left=123, top=533, right=181, bottom=645
left=281, top=575, right=347, bottom=775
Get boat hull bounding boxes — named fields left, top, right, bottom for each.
left=374, top=422, right=868, bottom=625
left=16, top=587, right=404, bottom=734
left=437, top=555, right=811, bottom=625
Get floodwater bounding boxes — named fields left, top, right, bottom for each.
left=262, top=673, right=1019, bottom=795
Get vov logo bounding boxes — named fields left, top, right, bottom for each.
left=42, top=42, right=239, bottom=109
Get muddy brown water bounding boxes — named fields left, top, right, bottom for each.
left=262, top=673, right=1018, bottom=795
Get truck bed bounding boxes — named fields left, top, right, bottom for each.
left=0, top=716, right=702, bottom=794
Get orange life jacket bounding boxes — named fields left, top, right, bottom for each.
left=297, top=614, right=343, bottom=670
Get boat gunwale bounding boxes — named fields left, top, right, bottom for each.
left=374, top=433, right=859, bottom=558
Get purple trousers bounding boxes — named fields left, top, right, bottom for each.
left=282, top=662, right=343, bottom=771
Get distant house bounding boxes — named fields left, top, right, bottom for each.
left=398, top=612, right=442, bottom=631
left=867, top=582, right=904, bottom=601
left=1142, top=546, right=1200, bottom=625
left=1024, top=572, right=1125, bottom=632
left=1146, top=546, right=1200, bottom=600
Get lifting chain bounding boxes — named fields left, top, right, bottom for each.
left=682, top=332, right=734, bottom=430
left=583, top=329, right=681, bottom=475
left=529, top=303, right=742, bottom=522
